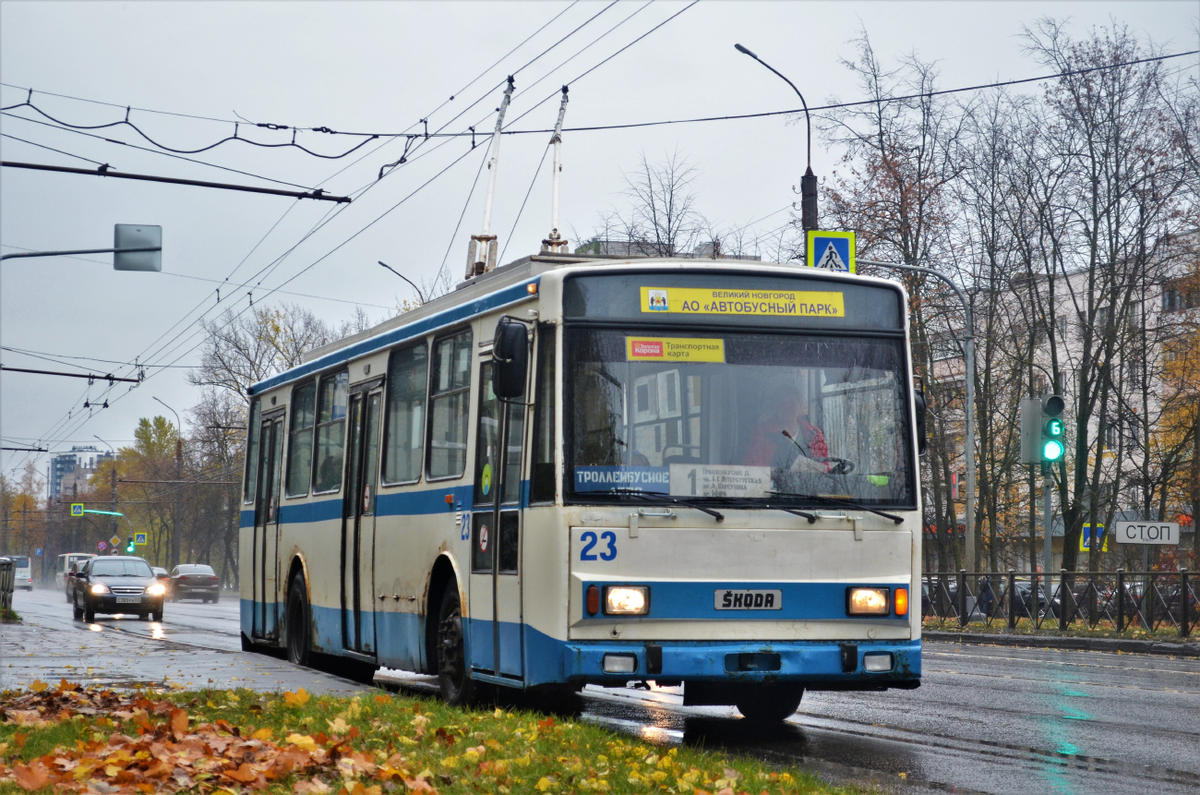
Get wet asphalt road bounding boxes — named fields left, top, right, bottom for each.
left=5, top=586, right=1200, bottom=794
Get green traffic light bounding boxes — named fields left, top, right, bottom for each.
left=1043, top=439, right=1065, bottom=460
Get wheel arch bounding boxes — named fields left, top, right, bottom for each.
left=283, top=552, right=311, bottom=647
left=424, top=553, right=463, bottom=675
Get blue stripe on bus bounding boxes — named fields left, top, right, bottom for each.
left=279, top=500, right=342, bottom=524
left=237, top=480, right=537, bottom=527
left=248, top=278, right=540, bottom=396
left=579, top=580, right=911, bottom=622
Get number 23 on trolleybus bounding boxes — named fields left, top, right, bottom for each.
left=239, top=251, right=925, bottom=720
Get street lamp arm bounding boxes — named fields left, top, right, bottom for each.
left=378, top=261, right=425, bottom=304
left=734, top=43, right=811, bottom=170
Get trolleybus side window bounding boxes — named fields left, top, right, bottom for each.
left=427, top=329, right=472, bottom=479
left=313, top=370, right=350, bottom=493
left=244, top=399, right=261, bottom=504
left=382, top=342, right=428, bottom=485
left=529, top=325, right=556, bottom=504
left=285, top=381, right=317, bottom=497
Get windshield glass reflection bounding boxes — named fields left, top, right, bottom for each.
left=566, top=329, right=915, bottom=506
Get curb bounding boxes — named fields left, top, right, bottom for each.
left=925, top=630, right=1200, bottom=657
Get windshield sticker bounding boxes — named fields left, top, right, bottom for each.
left=640, top=287, right=845, bottom=318
left=669, top=464, right=772, bottom=499
left=626, top=336, right=725, bottom=363
left=574, top=466, right=669, bottom=493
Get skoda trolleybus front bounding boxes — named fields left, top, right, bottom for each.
left=540, top=267, right=921, bottom=719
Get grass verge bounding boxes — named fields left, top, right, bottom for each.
left=0, top=680, right=861, bottom=795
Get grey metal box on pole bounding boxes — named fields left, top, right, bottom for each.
left=1020, top=397, right=1044, bottom=464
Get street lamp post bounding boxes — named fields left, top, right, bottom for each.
left=153, top=397, right=182, bottom=568
left=735, top=43, right=818, bottom=232
left=860, top=260, right=977, bottom=571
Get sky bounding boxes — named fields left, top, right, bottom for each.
left=2, top=0, right=1198, bottom=491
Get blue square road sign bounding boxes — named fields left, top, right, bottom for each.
left=806, top=230, right=856, bottom=273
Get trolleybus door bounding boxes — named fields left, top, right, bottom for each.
left=341, top=388, right=381, bottom=655
left=251, top=412, right=284, bottom=640
left=469, top=361, right=525, bottom=678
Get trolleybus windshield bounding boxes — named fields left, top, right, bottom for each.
left=566, top=328, right=916, bottom=506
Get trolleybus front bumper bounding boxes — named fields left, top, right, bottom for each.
left=549, top=638, right=920, bottom=690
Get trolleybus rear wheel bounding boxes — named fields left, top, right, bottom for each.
left=735, top=685, right=804, bottom=722
left=286, top=572, right=312, bottom=667
left=436, top=580, right=476, bottom=706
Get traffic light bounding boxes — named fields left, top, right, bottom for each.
left=1040, top=394, right=1065, bottom=461
left=125, top=536, right=135, bottom=554
left=1020, top=394, right=1066, bottom=464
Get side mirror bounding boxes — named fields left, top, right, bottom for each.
left=913, top=380, right=928, bottom=456
left=493, top=318, right=529, bottom=398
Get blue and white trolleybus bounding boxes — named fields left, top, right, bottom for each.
left=240, top=252, right=924, bottom=720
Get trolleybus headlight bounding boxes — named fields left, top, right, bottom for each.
left=147, top=582, right=166, bottom=597
left=90, top=583, right=110, bottom=595
left=847, top=587, right=890, bottom=615
left=604, top=586, right=649, bottom=615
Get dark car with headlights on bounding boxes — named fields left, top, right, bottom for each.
left=72, top=556, right=165, bottom=622
left=168, top=564, right=221, bottom=603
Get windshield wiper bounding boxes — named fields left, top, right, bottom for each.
left=769, top=491, right=903, bottom=525
left=606, top=489, right=725, bottom=522
left=695, top=494, right=819, bottom=524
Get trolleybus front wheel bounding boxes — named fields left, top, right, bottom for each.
left=436, top=580, right=476, bottom=706
left=735, top=685, right=804, bottom=722
left=286, top=572, right=313, bottom=667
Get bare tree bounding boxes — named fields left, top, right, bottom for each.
left=585, top=150, right=709, bottom=257
left=190, top=302, right=379, bottom=402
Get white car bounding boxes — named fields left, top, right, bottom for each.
left=10, top=555, right=33, bottom=590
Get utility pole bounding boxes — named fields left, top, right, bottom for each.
left=154, top=396, right=183, bottom=567
left=110, top=466, right=119, bottom=549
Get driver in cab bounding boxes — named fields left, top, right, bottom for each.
left=743, top=388, right=829, bottom=474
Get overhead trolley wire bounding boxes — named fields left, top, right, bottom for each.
left=4, top=2, right=664, bottom=468
left=0, top=111, right=321, bottom=190
left=1, top=92, right=382, bottom=159
left=0, top=133, right=108, bottom=167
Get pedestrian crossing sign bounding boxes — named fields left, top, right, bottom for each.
left=1079, top=523, right=1108, bottom=553
left=135, top=533, right=147, bottom=545
left=70, top=503, right=84, bottom=517
left=806, top=230, right=856, bottom=273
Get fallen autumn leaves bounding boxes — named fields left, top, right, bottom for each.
left=0, top=680, right=851, bottom=794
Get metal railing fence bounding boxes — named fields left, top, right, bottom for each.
left=922, top=569, right=1196, bottom=637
